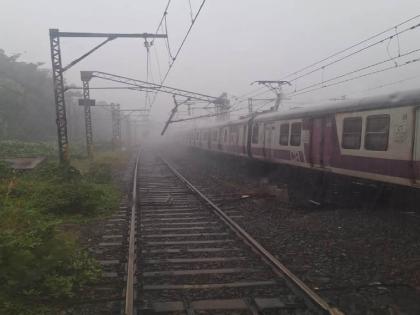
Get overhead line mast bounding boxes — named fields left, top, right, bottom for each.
left=48, top=29, right=167, bottom=164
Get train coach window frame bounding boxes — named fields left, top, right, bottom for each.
left=364, top=114, right=390, bottom=151
left=290, top=122, right=302, bottom=146
left=252, top=123, right=259, bottom=144
left=279, top=123, right=289, bottom=146
left=342, top=117, right=362, bottom=149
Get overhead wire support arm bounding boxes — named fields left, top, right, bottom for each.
left=63, top=37, right=116, bottom=72
left=85, top=71, right=219, bottom=103
left=57, top=31, right=168, bottom=38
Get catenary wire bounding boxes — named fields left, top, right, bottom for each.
left=280, top=14, right=420, bottom=80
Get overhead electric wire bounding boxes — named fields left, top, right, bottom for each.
left=171, top=104, right=250, bottom=123
left=187, top=0, right=194, bottom=22
left=152, top=45, right=163, bottom=82
left=231, top=15, right=420, bottom=107
left=289, top=47, right=420, bottom=95
left=352, top=74, right=420, bottom=94
left=287, top=21, right=420, bottom=83
left=281, top=14, right=420, bottom=80
left=153, top=0, right=172, bottom=38
left=163, top=14, right=174, bottom=60
left=160, top=0, right=207, bottom=84
left=149, top=0, right=207, bottom=110
left=144, top=41, right=151, bottom=109
left=289, top=56, right=420, bottom=97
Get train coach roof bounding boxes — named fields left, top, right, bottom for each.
left=254, top=88, right=420, bottom=122
left=200, top=116, right=251, bottom=129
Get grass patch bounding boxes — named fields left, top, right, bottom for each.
left=0, top=144, right=127, bottom=314
left=0, top=208, right=101, bottom=315
left=0, top=140, right=56, bottom=158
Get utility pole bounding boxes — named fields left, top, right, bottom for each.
left=252, top=80, right=291, bottom=111
left=49, top=29, right=166, bottom=164
left=78, top=71, right=95, bottom=158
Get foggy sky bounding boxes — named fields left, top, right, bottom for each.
left=2, top=0, right=420, bottom=122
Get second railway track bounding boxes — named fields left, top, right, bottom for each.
left=129, top=150, right=343, bottom=314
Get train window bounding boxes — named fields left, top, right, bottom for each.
left=290, top=122, right=301, bottom=146
left=279, top=123, right=289, bottom=145
left=365, top=114, right=390, bottom=151
left=342, top=117, right=362, bottom=149
left=252, top=123, right=259, bottom=144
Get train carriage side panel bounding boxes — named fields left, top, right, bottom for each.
left=330, top=106, right=415, bottom=186
left=250, top=120, right=265, bottom=160
left=255, top=117, right=308, bottom=167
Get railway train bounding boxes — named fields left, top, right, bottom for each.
left=181, top=89, right=420, bottom=191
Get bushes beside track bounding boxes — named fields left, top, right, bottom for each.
left=0, top=152, right=125, bottom=314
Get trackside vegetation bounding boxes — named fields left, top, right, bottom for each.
left=0, top=143, right=125, bottom=314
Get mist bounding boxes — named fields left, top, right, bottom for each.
left=2, top=0, right=420, bottom=142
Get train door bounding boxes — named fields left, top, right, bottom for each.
left=310, top=118, right=324, bottom=167
left=247, top=119, right=254, bottom=158
left=414, top=108, right=420, bottom=184
left=323, top=116, right=334, bottom=166
left=242, top=125, right=247, bottom=154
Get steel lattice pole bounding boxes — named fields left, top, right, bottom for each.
left=82, top=80, right=94, bottom=158
left=49, top=29, right=69, bottom=163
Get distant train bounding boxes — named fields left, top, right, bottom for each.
left=181, top=89, right=420, bottom=189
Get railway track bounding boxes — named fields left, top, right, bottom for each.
left=125, top=151, right=343, bottom=314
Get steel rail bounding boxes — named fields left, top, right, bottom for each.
left=160, top=156, right=344, bottom=315
left=125, top=153, right=139, bottom=315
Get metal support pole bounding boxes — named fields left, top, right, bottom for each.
left=248, top=98, right=253, bottom=114
left=161, top=96, right=181, bottom=135
left=111, top=104, right=121, bottom=150
left=82, top=80, right=93, bottom=158
left=126, top=117, right=132, bottom=147
left=273, top=93, right=282, bottom=111
left=49, top=29, right=69, bottom=163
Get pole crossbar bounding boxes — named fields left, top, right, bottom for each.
left=58, top=32, right=167, bottom=38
